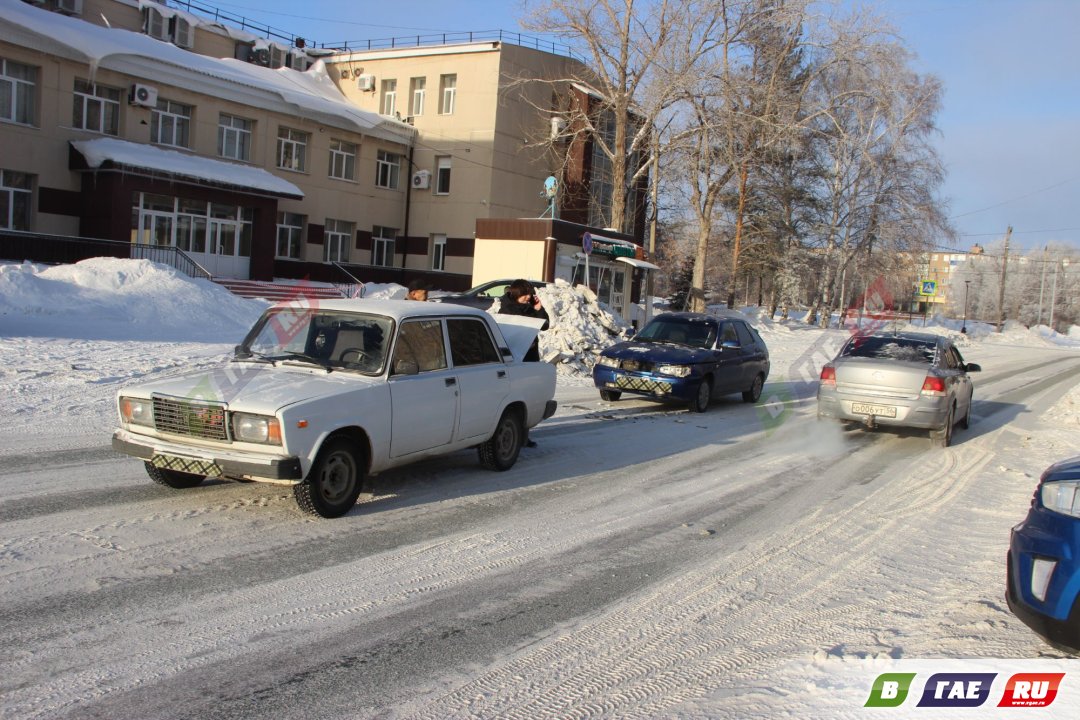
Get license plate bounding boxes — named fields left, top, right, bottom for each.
left=150, top=454, right=222, bottom=477
left=851, top=402, right=897, bottom=418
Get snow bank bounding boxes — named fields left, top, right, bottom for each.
left=0, top=259, right=264, bottom=342
left=534, top=280, right=631, bottom=376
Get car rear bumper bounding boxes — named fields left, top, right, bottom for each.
left=1007, top=508, right=1080, bottom=650
left=112, top=428, right=303, bottom=481
left=817, top=388, right=948, bottom=429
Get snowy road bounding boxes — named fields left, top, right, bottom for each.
left=3, top=341, right=1079, bottom=719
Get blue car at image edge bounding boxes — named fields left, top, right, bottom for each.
left=1007, top=456, right=1080, bottom=652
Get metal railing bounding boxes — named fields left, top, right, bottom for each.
left=319, top=30, right=582, bottom=61
left=0, top=230, right=212, bottom=281
left=332, top=261, right=366, bottom=298
left=167, top=0, right=306, bottom=46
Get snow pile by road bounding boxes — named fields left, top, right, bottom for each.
left=534, top=280, right=632, bottom=376
left=0, top=259, right=264, bottom=342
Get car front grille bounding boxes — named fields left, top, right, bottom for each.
left=615, top=359, right=655, bottom=372
left=152, top=396, right=229, bottom=441
left=616, top=375, right=672, bottom=395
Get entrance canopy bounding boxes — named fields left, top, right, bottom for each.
left=70, top=138, right=304, bottom=199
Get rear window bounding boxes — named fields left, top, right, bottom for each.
left=840, top=336, right=935, bottom=363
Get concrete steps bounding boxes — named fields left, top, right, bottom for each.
left=213, top=279, right=355, bottom=302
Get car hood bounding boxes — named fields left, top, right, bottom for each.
left=602, top=340, right=716, bottom=364
left=1042, top=455, right=1080, bottom=483
left=121, top=362, right=380, bottom=415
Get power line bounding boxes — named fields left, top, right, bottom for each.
left=957, top=226, right=1080, bottom=238
left=948, top=177, right=1078, bottom=220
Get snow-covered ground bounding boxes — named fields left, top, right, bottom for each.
left=2, top=259, right=1080, bottom=719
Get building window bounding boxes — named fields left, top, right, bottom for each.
left=431, top=234, right=446, bottom=271
left=381, top=79, right=397, bottom=116
left=1, top=58, right=36, bottom=126
left=324, top=218, right=353, bottom=263
left=409, top=77, right=425, bottom=117
left=375, top=150, right=400, bottom=189
left=439, top=74, right=456, bottom=115
left=435, top=156, right=451, bottom=195
left=133, top=194, right=252, bottom=258
left=372, top=225, right=396, bottom=267
left=277, top=127, right=308, bottom=172
left=72, top=78, right=119, bottom=135
left=151, top=98, right=192, bottom=148
left=329, top=139, right=357, bottom=181
left=218, top=114, right=252, bottom=161
left=276, top=211, right=304, bottom=259
left=0, top=169, right=32, bottom=230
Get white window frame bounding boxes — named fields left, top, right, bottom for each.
left=372, top=225, right=396, bottom=267
left=0, top=169, right=33, bottom=230
left=277, top=126, right=308, bottom=172
left=409, top=77, right=425, bottom=117
left=435, top=156, right=451, bottom=195
left=431, top=234, right=446, bottom=271
left=151, top=98, right=192, bottom=148
left=73, top=78, right=120, bottom=135
left=329, top=139, right=357, bottom=181
left=375, top=150, right=400, bottom=189
left=381, top=79, right=397, bottom=116
left=324, top=218, right=353, bottom=263
left=218, top=113, right=252, bottom=161
left=276, top=211, right=304, bottom=259
left=1, top=58, right=36, bottom=126
left=439, top=74, right=456, bottom=115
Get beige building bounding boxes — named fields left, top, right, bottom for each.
left=1, top=0, right=646, bottom=293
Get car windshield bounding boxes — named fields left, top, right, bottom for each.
left=635, top=318, right=717, bottom=349
left=238, top=309, right=393, bottom=375
left=841, top=336, right=936, bottom=363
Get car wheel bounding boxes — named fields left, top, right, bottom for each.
left=959, top=392, right=972, bottom=430
left=742, top=373, right=764, bottom=403
left=144, top=462, right=204, bottom=489
left=479, top=408, right=523, bottom=471
left=689, top=378, right=712, bottom=413
left=930, top=403, right=954, bottom=448
left=294, top=437, right=365, bottom=518
left=600, top=389, right=622, bottom=402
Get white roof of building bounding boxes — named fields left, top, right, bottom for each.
left=71, top=137, right=304, bottom=198
left=0, top=0, right=414, bottom=145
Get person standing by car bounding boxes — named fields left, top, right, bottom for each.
left=498, top=279, right=549, bottom=361
left=499, top=279, right=550, bottom=447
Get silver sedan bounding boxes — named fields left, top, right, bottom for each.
left=816, top=331, right=981, bottom=447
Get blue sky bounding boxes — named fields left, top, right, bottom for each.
left=206, top=0, right=1079, bottom=251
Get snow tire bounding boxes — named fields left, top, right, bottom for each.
left=479, top=408, right=523, bottom=471
left=294, top=437, right=365, bottom=518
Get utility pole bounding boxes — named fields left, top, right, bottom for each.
left=996, top=225, right=1012, bottom=332
left=1049, top=259, right=1060, bottom=331
left=646, top=141, right=659, bottom=325
left=1036, top=244, right=1048, bottom=326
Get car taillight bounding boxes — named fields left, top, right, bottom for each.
left=820, top=366, right=836, bottom=386
left=921, top=375, right=946, bottom=396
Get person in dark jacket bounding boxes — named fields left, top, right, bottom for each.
left=498, top=279, right=549, bottom=361
left=498, top=279, right=549, bottom=447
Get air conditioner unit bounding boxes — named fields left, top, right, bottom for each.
left=404, top=116, right=415, bottom=126
left=357, top=74, right=376, bottom=91
left=411, top=170, right=430, bottom=190
left=172, top=17, right=194, bottom=49
left=249, top=48, right=271, bottom=67
left=56, top=0, right=83, bottom=14
left=129, top=83, right=159, bottom=108
left=551, top=116, right=568, bottom=140
left=144, top=7, right=169, bottom=40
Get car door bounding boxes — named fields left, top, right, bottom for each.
left=447, top=317, right=510, bottom=442
left=712, top=321, right=746, bottom=393
left=945, top=343, right=974, bottom=418
left=387, top=318, right=458, bottom=458
left=733, top=320, right=766, bottom=386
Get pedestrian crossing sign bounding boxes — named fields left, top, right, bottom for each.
left=919, top=280, right=937, bottom=296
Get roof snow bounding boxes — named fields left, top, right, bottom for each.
left=0, top=0, right=414, bottom=145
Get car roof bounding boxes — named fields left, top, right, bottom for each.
left=269, top=298, right=492, bottom=322
left=857, top=331, right=945, bottom=345
left=653, top=312, right=737, bottom=324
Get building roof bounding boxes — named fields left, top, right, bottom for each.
left=70, top=137, right=304, bottom=199
left=0, top=0, right=414, bottom=145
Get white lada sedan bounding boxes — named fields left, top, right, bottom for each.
left=816, top=331, right=980, bottom=447
left=112, top=300, right=557, bottom=518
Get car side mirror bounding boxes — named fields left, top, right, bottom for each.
left=500, top=347, right=513, bottom=358
left=964, top=362, right=981, bottom=373
left=392, top=359, right=419, bottom=376
left=233, top=344, right=248, bottom=358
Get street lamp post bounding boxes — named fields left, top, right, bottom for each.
left=962, top=280, right=971, bottom=334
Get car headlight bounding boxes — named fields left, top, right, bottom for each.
left=598, top=355, right=620, bottom=368
left=1041, top=480, right=1080, bottom=518
left=232, top=413, right=282, bottom=445
left=656, top=364, right=692, bottom=378
left=119, top=396, right=153, bottom=427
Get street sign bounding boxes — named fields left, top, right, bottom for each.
left=919, top=280, right=937, bottom=296
left=582, top=232, right=593, bottom=255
